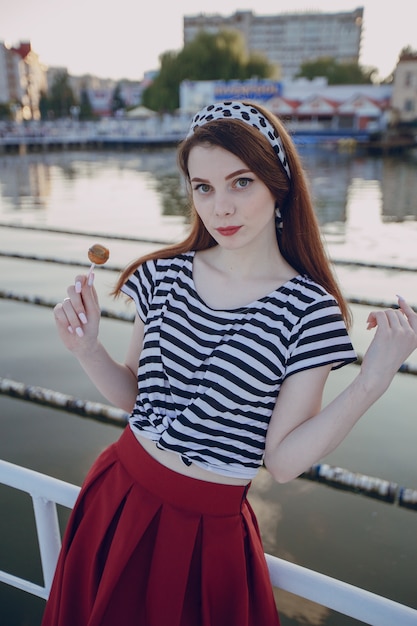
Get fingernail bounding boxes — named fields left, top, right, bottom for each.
left=79, top=312, right=88, bottom=324
left=67, top=325, right=74, bottom=334
left=75, top=327, right=84, bottom=337
left=396, top=294, right=404, bottom=300
left=75, top=281, right=82, bottom=293
left=88, top=272, right=94, bottom=286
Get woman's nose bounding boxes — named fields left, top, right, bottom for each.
left=213, top=192, right=235, bottom=216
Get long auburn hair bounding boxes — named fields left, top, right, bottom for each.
left=112, top=102, right=351, bottom=326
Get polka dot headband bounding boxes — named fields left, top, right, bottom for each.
left=187, top=101, right=291, bottom=180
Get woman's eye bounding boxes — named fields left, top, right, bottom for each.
left=236, top=178, right=252, bottom=189
left=194, top=183, right=211, bottom=194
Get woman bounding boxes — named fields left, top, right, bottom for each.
left=44, top=101, right=417, bottom=626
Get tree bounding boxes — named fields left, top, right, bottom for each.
left=110, top=83, right=126, bottom=116
left=79, top=88, right=95, bottom=120
left=48, top=71, right=78, bottom=118
left=38, top=91, right=50, bottom=120
left=296, top=57, right=377, bottom=85
left=399, top=45, right=417, bottom=59
left=0, top=102, right=12, bottom=120
left=143, top=30, right=273, bottom=112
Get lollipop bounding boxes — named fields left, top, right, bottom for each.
left=88, top=243, right=110, bottom=276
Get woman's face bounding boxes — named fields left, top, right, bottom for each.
left=188, top=144, right=277, bottom=251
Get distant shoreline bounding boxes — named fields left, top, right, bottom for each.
left=0, top=129, right=372, bottom=152
left=1, top=126, right=415, bottom=155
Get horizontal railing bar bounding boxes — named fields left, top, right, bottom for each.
left=265, top=555, right=417, bottom=626
left=0, top=377, right=129, bottom=427
left=1, top=377, right=416, bottom=510
left=0, top=459, right=80, bottom=508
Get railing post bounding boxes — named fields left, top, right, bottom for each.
left=32, top=496, right=62, bottom=593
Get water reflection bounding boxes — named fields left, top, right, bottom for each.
left=381, top=156, right=417, bottom=221
left=0, top=156, right=51, bottom=211
left=301, top=148, right=417, bottom=227
left=152, top=172, right=190, bottom=218
left=0, top=150, right=181, bottom=222
left=0, top=148, right=417, bottom=232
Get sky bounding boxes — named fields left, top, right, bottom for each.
left=1, top=0, right=416, bottom=82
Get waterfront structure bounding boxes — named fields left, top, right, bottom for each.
left=180, top=78, right=392, bottom=135
left=0, top=41, right=46, bottom=120
left=184, top=8, right=363, bottom=80
left=391, top=52, right=417, bottom=124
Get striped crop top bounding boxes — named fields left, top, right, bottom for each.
left=121, top=251, right=356, bottom=479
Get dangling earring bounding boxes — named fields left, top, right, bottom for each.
left=275, top=203, right=283, bottom=233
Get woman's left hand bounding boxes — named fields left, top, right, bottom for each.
left=362, top=296, right=417, bottom=391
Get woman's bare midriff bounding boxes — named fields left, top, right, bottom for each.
left=133, top=430, right=250, bottom=486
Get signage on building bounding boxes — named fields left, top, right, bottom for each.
left=213, top=80, right=283, bottom=102
left=180, top=79, right=283, bottom=111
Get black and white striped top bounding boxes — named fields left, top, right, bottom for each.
left=121, top=251, right=356, bottom=479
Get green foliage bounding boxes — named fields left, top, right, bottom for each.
left=297, top=57, right=377, bottom=84
left=48, top=71, right=78, bottom=118
left=110, top=83, right=126, bottom=115
left=0, top=102, right=12, bottom=120
left=40, top=76, right=95, bottom=120
left=38, top=91, right=49, bottom=120
left=79, top=89, right=95, bottom=120
left=143, top=30, right=273, bottom=112
left=399, top=45, right=417, bottom=59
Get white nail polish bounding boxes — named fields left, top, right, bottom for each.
left=79, top=312, right=88, bottom=324
left=75, top=281, right=82, bottom=293
left=75, top=327, right=84, bottom=337
left=67, top=326, right=74, bottom=334
left=88, top=272, right=94, bottom=286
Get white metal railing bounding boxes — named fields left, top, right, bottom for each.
left=1, top=459, right=417, bottom=625
left=0, top=460, right=79, bottom=599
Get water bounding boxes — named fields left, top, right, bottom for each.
left=0, top=146, right=416, bottom=626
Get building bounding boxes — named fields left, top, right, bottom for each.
left=184, top=8, right=363, bottom=80
left=180, top=78, right=392, bottom=137
left=0, top=45, right=15, bottom=102
left=0, top=41, right=47, bottom=120
left=391, top=52, right=417, bottom=124
left=63, top=73, right=143, bottom=118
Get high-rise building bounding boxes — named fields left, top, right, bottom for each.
left=184, top=8, right=363, bottom=80
left=391, top=51, right=417, bottom=123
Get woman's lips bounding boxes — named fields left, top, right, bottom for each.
left=216, top=226, right=242, bottom=236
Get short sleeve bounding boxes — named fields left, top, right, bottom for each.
left=120, top=259, right=156, bottom=322
left=285, top=298, right=356, bottom=378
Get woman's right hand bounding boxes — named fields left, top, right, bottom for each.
left=53, top=272, right=101, bottom=355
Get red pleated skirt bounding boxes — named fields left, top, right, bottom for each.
left=41, top=426, right=280, bottom=626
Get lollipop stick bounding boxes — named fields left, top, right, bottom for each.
left=88, top=263, right=95, bottom=280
